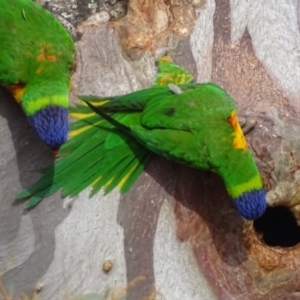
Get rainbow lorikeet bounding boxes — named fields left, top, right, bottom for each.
left=0, top=0, right=75, bottom=152
left=17, top=57, right=266, bottom=220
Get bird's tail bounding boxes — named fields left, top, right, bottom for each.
left=67, top=100, right=151, bottom=195
left=17, top=99, right=151, bottom=208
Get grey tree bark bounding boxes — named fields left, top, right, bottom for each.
left=1, top=0, right=300, bottom=299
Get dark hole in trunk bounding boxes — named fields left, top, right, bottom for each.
left=253, top=206, right=300, bottom=247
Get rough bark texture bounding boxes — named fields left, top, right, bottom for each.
left=2, top=0, right=300, bottom=299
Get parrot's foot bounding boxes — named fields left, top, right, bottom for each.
left=239, top=115, right=257, bottom=135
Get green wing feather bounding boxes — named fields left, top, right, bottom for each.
left=17, top=57, right=187, bottom=207
left=85, top=83, right=235, bottom=170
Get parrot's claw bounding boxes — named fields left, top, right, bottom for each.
left=238, top=115, right=257, bottom=135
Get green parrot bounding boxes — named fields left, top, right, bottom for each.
left=0, top=0, right=75, bottom=152
left=17, top=57, right=266, bottom=220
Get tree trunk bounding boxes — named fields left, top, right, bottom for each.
left=1, top=0, right=300, bottom=299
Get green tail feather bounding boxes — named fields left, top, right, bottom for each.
left=17, top=56, right=193, bottom=208
left=17, top=111, right=152, bottom=208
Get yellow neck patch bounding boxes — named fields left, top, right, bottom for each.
left=227, top=174, right=262, bottom=198
left=23, top=95, right=68, bottom=116
left=227, top=110, right=248, bottom=150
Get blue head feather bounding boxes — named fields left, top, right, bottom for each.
left=28, top=105, right=69, bottom=150
left=233, top=189, right=267, bottom=220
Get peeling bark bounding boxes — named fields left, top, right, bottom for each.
left=112, top=0, right=205, bottom=56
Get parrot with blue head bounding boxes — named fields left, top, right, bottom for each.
left=0, top=0, right=75, bottom=152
